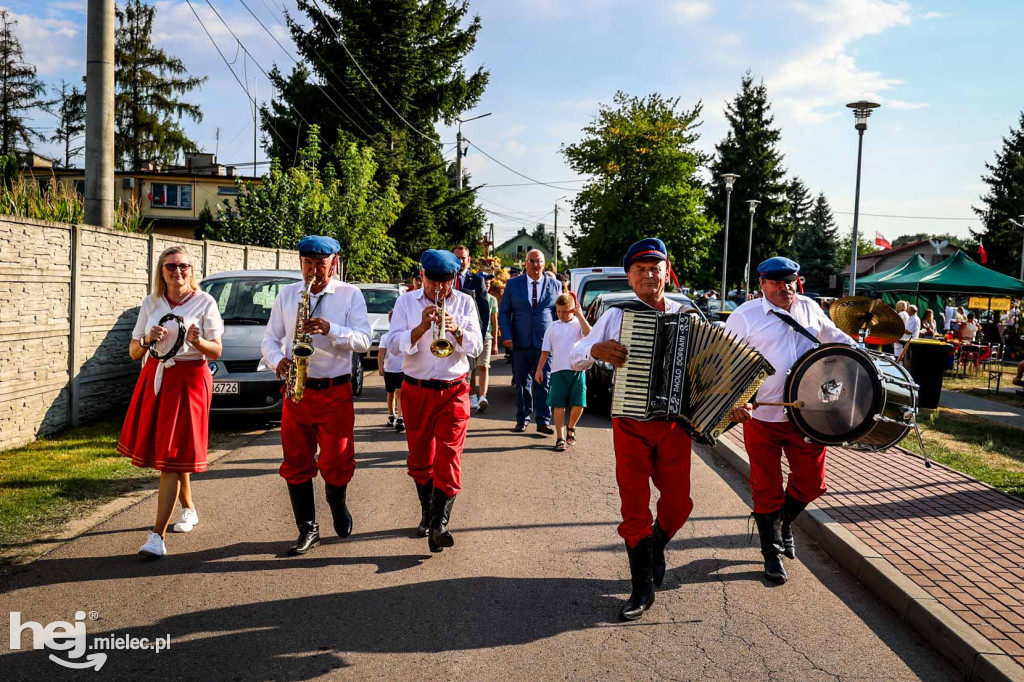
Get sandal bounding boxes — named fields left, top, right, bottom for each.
left=566, top=428, right=576, bottom=446
left=554, top=438, right=567, bottom=452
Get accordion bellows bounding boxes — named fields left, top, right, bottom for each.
left=611, top=309, right=775, bottom=444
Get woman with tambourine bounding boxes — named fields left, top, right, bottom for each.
left=117, top=246, right=223, bottom=558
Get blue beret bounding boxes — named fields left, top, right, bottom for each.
left=297, top=235, right=340, bottom=257
left=420, top=249, right=460, bottom=281
left=623, top=238, right=668, bottom=269
left=758, top=256, right=800, bottom=281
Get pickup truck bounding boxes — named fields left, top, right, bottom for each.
left=569, top=266, right=631, bottom=309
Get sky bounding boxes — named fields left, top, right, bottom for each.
left=8, top=0, right=1024, bottom=255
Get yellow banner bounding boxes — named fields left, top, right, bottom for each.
left=968, top=296, right=1011, bottom=311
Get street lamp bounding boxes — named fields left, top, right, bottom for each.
left=720, top=173, right=740, bottom=302
left=744, top=199, right=761, bottom=298
left=455, top=112, right=492, bottom=190
left=1009, top=215, right=1024, bottom=280
left=845, top=100, right=881, bottom=295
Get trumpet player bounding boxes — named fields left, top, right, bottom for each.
left=386, top=249, right=483, bottom=552
left=261, top=236, right=372, bottom=556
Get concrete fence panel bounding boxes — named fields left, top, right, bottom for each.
left=0, top=216, right=298, bottom=450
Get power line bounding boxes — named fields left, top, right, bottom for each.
left=463, top=138, right=582, bottom=191
left=479, top=179, right=587, bottom=188
left=235, top=0, right=379, bottom=136
left=834, top=211, right=980, bottom=221
left=309, top=0, right=445, bottom=146
left=479, top=197, right=553, bottom=219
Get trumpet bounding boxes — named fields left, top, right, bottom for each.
left=429, top=291, right=455, bottom=358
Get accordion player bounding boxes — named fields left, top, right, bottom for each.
left=611, top=303, right=774, bottom=445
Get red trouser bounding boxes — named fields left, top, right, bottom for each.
left=280, top=382, right=356, bottom=486
left=743, top=418, right=827, bottom=514
left=611, top=417, right=694, bottom=548
left=401, top=379, right=471, bottom=497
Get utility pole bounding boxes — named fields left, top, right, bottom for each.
left=85, top=0, right=115, bottom=229
left=554, top=196, right=567, bottom=270
left=253, top=78, right=258, bottom=177
left=454, top=112, right=492, bottom=191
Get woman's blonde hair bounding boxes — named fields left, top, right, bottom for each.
left=152, top=246, right=198, bottom=299
left=895, top=300, right=908, bottom=312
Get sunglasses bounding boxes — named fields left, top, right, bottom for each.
left=163, top=263, right=192, bottom=272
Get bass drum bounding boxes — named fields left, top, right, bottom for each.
left=783, top=344, right=917, bottom=450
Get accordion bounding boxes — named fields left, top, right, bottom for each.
left=611, top=307, right=774, bottom=444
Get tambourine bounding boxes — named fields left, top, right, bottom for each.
left=148, top=313, right=186, bottom=362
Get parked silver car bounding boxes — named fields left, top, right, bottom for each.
left=200, top=270, right=366, bottom=416
left=354, top=283, right=405, bottom=362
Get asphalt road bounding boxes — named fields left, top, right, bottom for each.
left=1, top=365, right=954, bottom=681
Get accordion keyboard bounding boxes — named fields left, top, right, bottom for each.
left=611, top=312, right=660, bottom=419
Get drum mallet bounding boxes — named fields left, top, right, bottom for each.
left=751, top=400, right=805, bottom=409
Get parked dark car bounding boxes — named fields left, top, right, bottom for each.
left=583, top=291, right=703, bottom=413
left=201, top=270, right=364, bottom=417
left=695, top=297, right=737, bottom=322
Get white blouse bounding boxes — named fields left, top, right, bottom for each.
left=132, top=290, right=224, bottom=394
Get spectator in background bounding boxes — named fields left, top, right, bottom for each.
left=499, top=249, right=562, bottom=434
left=408, top=268, right=423, bottom=292
left=960, top=312, right=980, bottom=342
left=894, top=301, right=910, bottom=357
left=943, top=298, right=956, bottom=333
left=904, top=305, right=921, bottom=346
left=453, top=245, right=490, bottom=411
left=920, top=309, right=937, bottom=338
left=475, top=283, right=500, bottom=413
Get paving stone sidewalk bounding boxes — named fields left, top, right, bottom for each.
left=720, top=427, right=1024, bottom=678
left=940, top=390, right=1024, bottom=429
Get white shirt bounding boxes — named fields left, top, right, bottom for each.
left=542, top=319, right=585, bottom=373
left=725, top=294, right=853, bottom=423
left=944, top=306, right=956, bottom=331
left=261, top=279, right=372, bottom=379
left=898, top=310, right=911, bottom=342
left=905, top=314, right=921, bottom=340
left=385, top=287, right=484, bottom=381
left=570, top=298, right=683, bottom=371
left=378, top=330, right=404, bottom=374
left=133, top=291, right=223, bottom=394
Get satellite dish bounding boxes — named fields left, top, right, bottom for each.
left=928, top=238, right=948, bottom=255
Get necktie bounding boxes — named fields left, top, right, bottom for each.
left=455, top=274, right=461, bottom=290
left=532, top=280, right=538, bottom=308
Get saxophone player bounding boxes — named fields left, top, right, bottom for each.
left=261, top=236, right=372, bottom=555
left=385, top=249, right=483, bottom=552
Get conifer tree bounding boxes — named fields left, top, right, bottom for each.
left=114, top=0, right=206, bottom=170
left=0, top=10, right=54, bottom=155
left=263, top=0, right=489, bottom=258
left=49, top=80, right=86, bottom=167
left=786, top=177, right=813, bottom=248
left=705, top=72, right=791, bottom=290
left=792, top=192, right=840, bottom=292
left=973, top=111, right=1024, bottom=276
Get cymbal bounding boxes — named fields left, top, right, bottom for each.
left=829, top=296, right=905, bottom=344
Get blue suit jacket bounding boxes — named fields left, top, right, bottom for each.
left=499, top=274, right=561, bottom=349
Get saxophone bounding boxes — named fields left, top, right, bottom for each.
left=286, top=278, right=316, bottom=402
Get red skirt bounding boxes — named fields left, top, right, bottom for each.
left=117, top=357, right=212, bottom=473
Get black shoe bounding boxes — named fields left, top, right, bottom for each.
left=513, top=422, right=526, bottom=433
left=286, top=480, right=320, bottom=556
left=536, top=424, right=555, bottom=435
left=618, top=536, right=655, bottom=621
left=324, top=482, right=353, bottom=538
left=427, top=487, right=456, bottom=553
left=651, top=521, right=672, bottom=588
left=752, top=511, right=788, bottom=584
left=415, top=479, right=433, bottom=537
left=387, top=414, right=396, bottom=427
left=780, top=493, right=808, bottom=560
left=395, top=417, right=406, bottom=433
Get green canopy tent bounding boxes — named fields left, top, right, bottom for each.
left=854, top=253, right=931, bottom=296
left=873, top=251, right=1024, bottom=327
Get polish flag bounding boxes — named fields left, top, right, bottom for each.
left=978, top=238, right=988, bottom=264
left=875, top=231, right=892, bottom=249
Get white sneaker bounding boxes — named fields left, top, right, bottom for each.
left=138, top=532, right=166, bottom=557
left=477, top=395, right=489, bottom=412
left=470, top=394, right=480, bottom=409
left=172, top=508, right=199, bottom=533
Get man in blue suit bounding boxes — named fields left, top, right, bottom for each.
left=499, top=249, right=562, bottom=433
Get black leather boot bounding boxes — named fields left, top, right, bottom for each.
left=752, top=511, right=787, bottom=584
left=415, top=479, right=434, bottom=537
left=618, top=536, right=655, bottom=621
left=324, top=482, right=353, bottom=538
left=780, top=493, right=808, bottom=560
left=287, top=480, right=319, bottom=556
left=651, top=521, right=672, bottom=588
left=427, top=487, right=456, bottom=553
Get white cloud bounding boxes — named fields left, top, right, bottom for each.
left=671, top=1, right=712, bottom=21
left=4, top=10, right=82, bottom=75
left=920, top=10, right=945, bottom=19
left=770, top=0, right=925, bottom=124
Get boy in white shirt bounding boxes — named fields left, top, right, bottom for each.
left=377, top=313, right=406, bottom=432
left=535, top=293, right=592, bottom=451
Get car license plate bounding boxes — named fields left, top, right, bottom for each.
left=213, top=382, right=239, bottom=394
